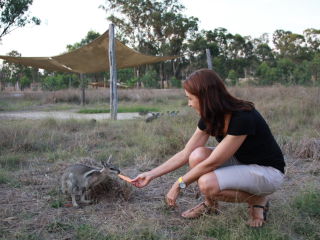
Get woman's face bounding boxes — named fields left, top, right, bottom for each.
left=185, top=90, right=200, bottom=114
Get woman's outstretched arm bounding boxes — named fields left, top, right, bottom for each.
left=131, top=127, right=209, bottom=188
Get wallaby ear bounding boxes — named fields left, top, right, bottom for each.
left=107, top=154, right=113, bottom=164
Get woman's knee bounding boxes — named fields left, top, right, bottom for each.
left=198, top=173, right=220, bottom=196
left=189, top=147, right=212, bottom=168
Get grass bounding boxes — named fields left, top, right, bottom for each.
left=0, top=154, right=24, bottom=170
left=46, top=221, right=74, bottom=233
left=0, top=168, right=10, bottom=184
left=0, top=86, right=319, bottom=239
left=292, top=188, right=320, bottom=218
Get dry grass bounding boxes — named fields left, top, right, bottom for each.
left=0, top=86, right=319, bottom=239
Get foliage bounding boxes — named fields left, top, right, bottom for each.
left=141, top=69, right=159, bottom=88
left=170, top=76, right=181, bottom=88
left=42, top=74, right=68, bottom=91
left=227, top=69, right=238, bottom=85
left=0, top=0, right=40, bottom=39
left=0, top=50, right=33, bottom=90
left=66, top=30, right=101, bottom=51
left=118, top=68, right=135, bottom=86
left=20, top=75, right=31, bottom=89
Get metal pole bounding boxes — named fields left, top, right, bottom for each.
left=108, top=23, right=118, bottom=120
left=206, top=48, right=213, bottom=70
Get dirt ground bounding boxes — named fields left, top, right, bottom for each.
left=1, top=153, right=319, bottom=239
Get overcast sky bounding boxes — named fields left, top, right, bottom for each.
left=0, top=0, right=319, bottom=57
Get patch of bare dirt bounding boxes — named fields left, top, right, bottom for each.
left=0, top=110, right=141, bottom=121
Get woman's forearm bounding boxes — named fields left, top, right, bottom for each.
left=149, top=150, right=188, bottom=179
left=182, top=160, right=216, bottom=185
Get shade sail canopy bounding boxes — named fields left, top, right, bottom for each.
left=0, top=31, right=178, bottom=74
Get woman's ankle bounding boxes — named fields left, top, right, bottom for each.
left=247, top=196, right=267, bottom=206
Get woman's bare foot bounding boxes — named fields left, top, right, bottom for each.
left=181, top=201, right=219, bottom=219
left=247, top=198, right=269, bottom=227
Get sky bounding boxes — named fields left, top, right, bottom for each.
left=0, top=0, right=319, bottom=57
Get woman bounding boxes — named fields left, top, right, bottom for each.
left=131, top=69, right=285, bottom=227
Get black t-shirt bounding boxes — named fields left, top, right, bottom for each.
left=198, top=109, right=285, bottom=173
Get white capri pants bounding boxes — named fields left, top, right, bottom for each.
left=213, top=154, right=285, bottom=196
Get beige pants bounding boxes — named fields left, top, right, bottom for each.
left=214, top=156, right=285, bottom=196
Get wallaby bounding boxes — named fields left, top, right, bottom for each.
left=61, top=156, right=120, bottom=207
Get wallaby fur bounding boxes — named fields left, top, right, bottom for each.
left=61, top=158, right=120, bottom=207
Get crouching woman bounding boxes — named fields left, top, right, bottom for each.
left=131, top=69, right=285, bottom=227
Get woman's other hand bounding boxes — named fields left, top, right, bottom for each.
left=166, top=181, right=180, bottom=207
left=131, top=171, right=154, bottom=188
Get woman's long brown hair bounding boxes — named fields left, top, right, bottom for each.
left=183, top=69, right=254, bottom=136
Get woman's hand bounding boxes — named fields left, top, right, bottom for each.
left=166, top=181, right=180, bottom=207
left=131, top=171, right=154, bottom=188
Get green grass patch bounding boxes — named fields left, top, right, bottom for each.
left=291, top=188, right=320, bottom=239
left=0, top=169, right=10, bottom=184
left=0, top=98, right=41, bottom=111
left=12, top=232, right=42, bottom=240
left=46, top=221, right=74, bottom=233
left=0, top=154, right=24, bottom=170
left=75, top=224, right=107, bottom=240
left=292, top=220, right=319, bottom=239
left=50, top=199, right=64, bottom=209
left=293, top=188, right=320, bottom=218
left=244, top=227, right=290, bottom=240
left=77, top=106, right=159, bottom=114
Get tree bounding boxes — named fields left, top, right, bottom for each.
left=256, top=62, right=280, bottom=85
left=252, top=34, right=274, bottom=63
left=304, top=28, right=320, bottom=54
left=310, top=53, right=320, bottom=84
left=0, top=0, right=40, bottom=39
left=100, top=0, right=199, bottom=86
left=2, top=50, right=32, bottom=90
left=272, top=29, right=309, bottom=63
left=66, top=30, right=101, bottom=51
left=276, top=58, right=295, bottom=84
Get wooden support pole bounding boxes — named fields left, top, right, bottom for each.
left=80, top=73, right=85, bottom=105
left=206, top=48, right=213, bottom=70
left=108, top=23, right=118, bottom=120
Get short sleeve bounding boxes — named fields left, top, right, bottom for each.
left=227, top=111, right=256, bottom=136
left=197, top=118, right=206, bottom=131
